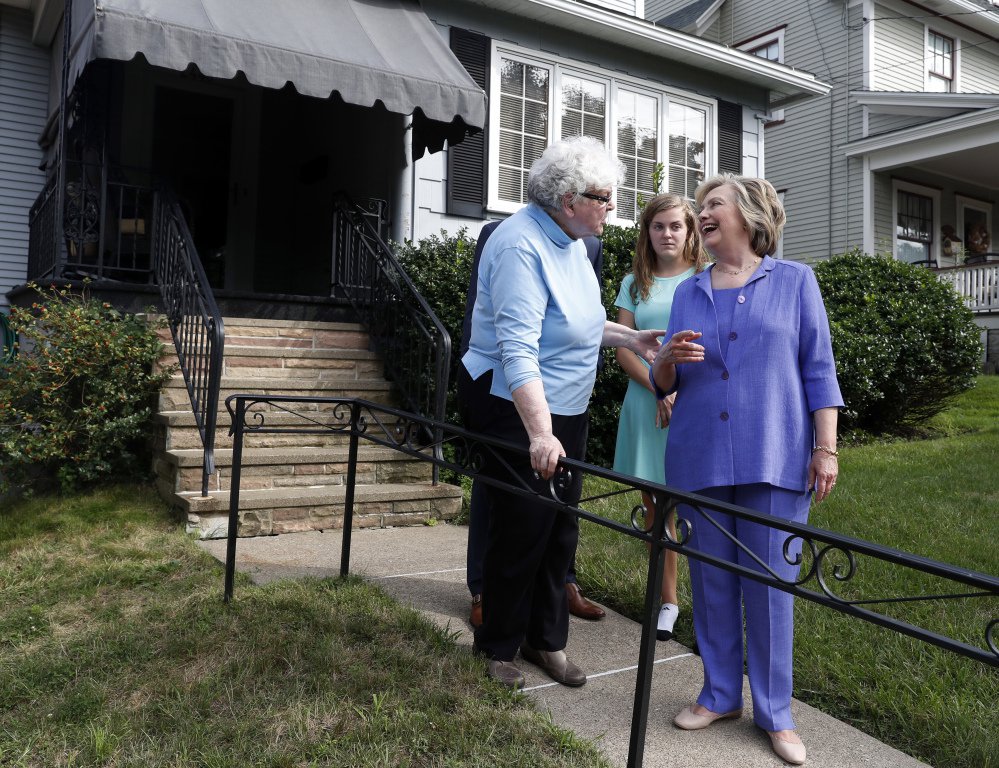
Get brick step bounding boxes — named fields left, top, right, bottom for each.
left=155, top=445, right=433, bottom=493
left=154, top=410, right=355, bottom=450
left=158, top=375, right=394, bottom=411
left=176, top=483, right=463, bottom=538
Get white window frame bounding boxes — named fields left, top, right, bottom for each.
left=486, top=41, right=716, bottom=221
left=892, top=179, right=941, bottom=266
left=736, top=27, right=786, bottom=124
left=925, top=28, right=958, bottom=93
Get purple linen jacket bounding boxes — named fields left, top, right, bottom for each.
left=656, top=256, right=844, bottom=493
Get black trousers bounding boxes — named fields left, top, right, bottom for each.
left=458, top=365, right=588, bottom=661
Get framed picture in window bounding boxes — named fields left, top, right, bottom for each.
left=957, top=196, right=992, bottom=262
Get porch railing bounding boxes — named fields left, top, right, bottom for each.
left=937, top=260, right=999, bottom=313
left=152, top=189, right=225, bottom=496
left=330, top=192, right=450, bottom=479
left=222, top=394, right=999, bottom=768
left=27, top=161, right=157, bottom=283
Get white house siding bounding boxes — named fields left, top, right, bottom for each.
left=870, top=8, right=924, bottom=92
left=603, top=0, right=639, bottom=17
left=0, top=8, right=50, bottom=308
left=960, top=42, right=999, bottom=94
left=415, top=0, right=768, bottom=243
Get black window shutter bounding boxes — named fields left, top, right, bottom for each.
left=717, top=100, right=742, bottom=175
left=447, top=28, right=489, bottom=218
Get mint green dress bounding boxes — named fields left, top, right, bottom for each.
left=612, top=269, right=695, bottom=483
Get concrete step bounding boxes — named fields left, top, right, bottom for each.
left=154, top=410, right=354, bottom=450
left=175, top=483, right=463, bottom=538
left=155, top=445, right=433, bottom=493
left=157, top=375, right=394, bottom=411
left=158, top=345, right=384, bottom=380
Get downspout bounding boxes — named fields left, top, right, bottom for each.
left=392, top=115, right=414, bottom=244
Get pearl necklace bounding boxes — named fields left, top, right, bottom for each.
left=714, top=257, right=760, bottom=276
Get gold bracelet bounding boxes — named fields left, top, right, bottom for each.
left=812, top=445, right=839, bottom=457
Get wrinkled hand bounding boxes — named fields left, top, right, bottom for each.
left=655, top=394, right=675, bottom=429
left=630, top=329, right=665, bottom=364
left=654, top=330, right=704, bottom=366
left=808, top=452, right=838, bottom=503
left=529, top=433, right=566, bottom=480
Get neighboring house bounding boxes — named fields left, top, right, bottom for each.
left=650, top=0, right=999, bottom=367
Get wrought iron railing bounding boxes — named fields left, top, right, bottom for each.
left=27, top=161, right=157, bottom=283
left=152, top=189, right=225, bottom=496
left=222, top=394, right=998, bottom=768
left=330, top=192, right=450, bottom=478
left=937, top=259, right=999, bottom=313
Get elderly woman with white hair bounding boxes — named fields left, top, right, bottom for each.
left=459, top=137, right=662, bottom=689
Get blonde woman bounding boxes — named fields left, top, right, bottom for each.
left=613, top=193, right=708, bottom=641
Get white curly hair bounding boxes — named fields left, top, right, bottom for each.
left=526, top=136, right=624, bottom=212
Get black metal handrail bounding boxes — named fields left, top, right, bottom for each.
left=222, top=394, right=998, bottom=768
left=330, top=192, right=451, bottom=480
left=152, top=189, right=225, bottom=496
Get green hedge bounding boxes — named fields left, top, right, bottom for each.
left=814, top=250, right=981, bottom=435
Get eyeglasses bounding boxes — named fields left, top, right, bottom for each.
left=579, top=191, right=612, bottom=205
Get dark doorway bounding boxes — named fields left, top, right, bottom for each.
left=151, top=87, right=233, bottom=288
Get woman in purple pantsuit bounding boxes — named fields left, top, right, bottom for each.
left=650, top=174, right=843, bottom=765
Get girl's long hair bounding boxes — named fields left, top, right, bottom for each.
left=631, top=193, right=709, bottom=303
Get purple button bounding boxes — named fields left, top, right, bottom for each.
left=737, top=295, right=746, bottom=304
left=720, top=411, right=729, bottom=421
left=722, top=371, right=730, bottom=380
left=729, top=331, right=738, bottom=341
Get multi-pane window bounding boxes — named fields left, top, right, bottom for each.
left=616, top=90, right=659, bottom=221
left=497, top=57, right=550, bottom=204
left=748, top=39, right=780, bottom=62
left=560, top=75, right=606, bottom=143
left=488, top=46, right=714, bottom=218
left=896, top=190, right=934, bottom=263
left=927, top=31, right=954, bottom=92
left=667, top=103, right=706, bottom=201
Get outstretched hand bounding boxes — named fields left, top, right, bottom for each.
left=654, top=330, right=705, bottom=367
left=630, top=329, right=665, bottom=364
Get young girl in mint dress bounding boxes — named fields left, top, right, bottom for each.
left=613, top=193, right=708, bottom=641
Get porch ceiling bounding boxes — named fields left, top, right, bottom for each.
left=66, top=0, right=486, bottom=158
left=843, top=106, right=999, bottom=190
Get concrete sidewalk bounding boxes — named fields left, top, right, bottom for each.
left=199, top=524, right=929, bottom=768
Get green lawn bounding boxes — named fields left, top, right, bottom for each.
left=0, top=488, right=608, bottom=768
left=574, top=375, right=999, bottom=768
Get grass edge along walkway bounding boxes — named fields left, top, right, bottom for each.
left=0, top=485, right=610, bottom=768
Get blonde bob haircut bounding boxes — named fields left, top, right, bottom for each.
left=630, top=193, right=710, bottom=303
left=695, top=173, right=786, bottom=258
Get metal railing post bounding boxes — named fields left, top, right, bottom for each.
left=340, top=401, right=361, bottom=577
left=223, top=396, right=246, bottom=603
left=627, top=496, right=670, bottom=768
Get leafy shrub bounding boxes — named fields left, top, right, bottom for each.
left=814, top=250, right=981, bottom=434
left=0, top=283, right=171, bottom=493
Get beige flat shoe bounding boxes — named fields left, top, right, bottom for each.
left=768, top=730, right=806, bottom=765
left=672, top=704, right=742, bottom=730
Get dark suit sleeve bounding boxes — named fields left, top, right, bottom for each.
left=460, top=221, right=501, bottom=357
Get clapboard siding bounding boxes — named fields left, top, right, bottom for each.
left=604, top=0, right=638, bottom=17
left=0, top=7, right=50, bottom=307
left=720, top=0, right=855, bottom=262
left=867, top=112, right=940, bottom=136
left=961, top=43, right=999, bottom=94
left=871, top=10, right=924, bottom=92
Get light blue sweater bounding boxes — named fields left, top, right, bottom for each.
left=462, top=203, right=606, bottom=416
